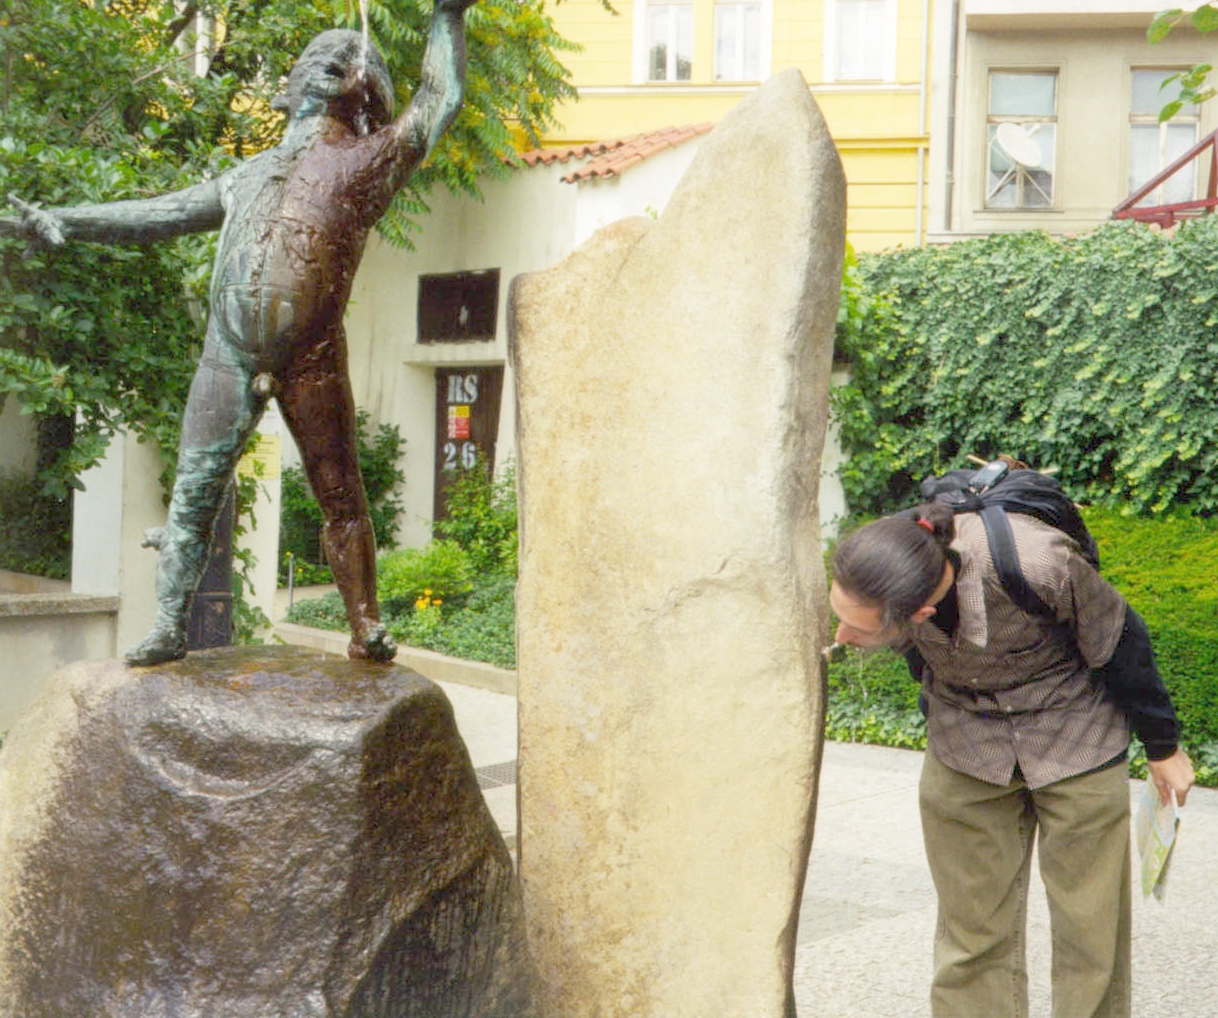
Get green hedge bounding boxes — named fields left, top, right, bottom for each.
left=1084, top=509, right=1218, bottom=756
left=827, top=506, right=1218, bottom=786
left=835, top=219, right=1218, bottom=518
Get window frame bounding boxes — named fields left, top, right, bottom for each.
left=1127, top=67, right=1201, bottom=208
left=713, top=0, right=771, bottom=83
left=636, top=0, right=695, bottom=83
left=823, top=0, right=898, bottom=85
left=417, top=269, right=501, bottom=345
left=983, top=68, right=1059, bottom=212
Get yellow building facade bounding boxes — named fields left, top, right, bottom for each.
left=541, top=0, right=934, bottom=251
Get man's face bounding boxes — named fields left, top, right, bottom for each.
left=829, top=581, right=899, bottom=649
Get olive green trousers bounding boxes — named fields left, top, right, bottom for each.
left=919, top=749, right=1131, bottom=1018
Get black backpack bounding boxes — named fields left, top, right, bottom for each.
left=897, top=460, right=1099, bottom=619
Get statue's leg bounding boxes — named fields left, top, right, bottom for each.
left=126, top=350, right=265, bottom=666
left=278, top=342, right=395, bottom=663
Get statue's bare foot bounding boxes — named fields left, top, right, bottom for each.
left=125, top=626, right=188, bottom=667
left=349, top=623, right=396, bottom=662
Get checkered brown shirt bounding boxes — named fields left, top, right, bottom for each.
left=899, top=513, right=1129, bottom=789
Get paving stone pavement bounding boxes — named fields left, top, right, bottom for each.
left=795, top=740, right=1218, bottom=1018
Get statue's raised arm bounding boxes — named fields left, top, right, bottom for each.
left=282, top=0, right=478, bottom=213
left=391, top=0, right=479, bottom=183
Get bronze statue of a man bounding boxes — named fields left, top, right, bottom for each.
left=2, top=1, right=476, bottom=665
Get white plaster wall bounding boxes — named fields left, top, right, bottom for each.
left=573, top=140, right=708, bottom=247
left=71, top=431, right=126, bottom=598
left=344, top=166, right=582, bottom=547
left=0, top=609, right=116, bottom=734
left=72, top=428, right=165, bottom=651
left=347, top=154, right=727, bottom=548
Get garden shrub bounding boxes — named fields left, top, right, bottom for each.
left=836, top=218, right=1218, bottom=519
left=0, top=470, right=71, bottom=580
left=1083, top=508, right=1218, bottom=758
left=422, top=572, right=516, bottom=668
left=826, top=648, right=924, bottom=750
left=385, top=573, right=516, bottom=669
left=285, top=457, right=519, bottom=668
left=284, top=590, right=347, bottom=631
left=377, top=540, right=475, bottom=613
left=435, top=459, right=517, bottom=576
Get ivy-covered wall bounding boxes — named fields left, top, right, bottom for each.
left=834, top=218, right=1218, bottom=518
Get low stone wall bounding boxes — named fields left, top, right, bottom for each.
left=0, top=575, right=117, bottom=736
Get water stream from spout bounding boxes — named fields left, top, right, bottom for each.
left=358, top=0, right=371, bottom=79
left=354, top=0, right=372, bottom=135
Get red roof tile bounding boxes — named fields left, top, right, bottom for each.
left=513, top=123, right=715, bottom=183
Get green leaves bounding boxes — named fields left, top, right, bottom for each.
left=1194, top=4, right=1218, bottom=32
left=1147, top=9, right=1186, bottom=44
left=334, top=0, right=578, bottom=246
left=1150, top=7, right=1218, bottom=119
left=1147, top=6, right=1218, bottom=41
left=835, top=219, right=1218, bottom=519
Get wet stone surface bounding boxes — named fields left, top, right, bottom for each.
left=0, top=645, right=534, bottom=1018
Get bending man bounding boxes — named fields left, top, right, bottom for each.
left=830, top=502, right=1193, bottom=1018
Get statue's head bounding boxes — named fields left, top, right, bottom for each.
left=275, top=29, right=394, bottom=135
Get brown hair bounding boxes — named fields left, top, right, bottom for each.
left=831, top=502, right=955, bottom=626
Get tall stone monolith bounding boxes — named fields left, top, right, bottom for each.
left=509, top=69, right=846, bottom=1018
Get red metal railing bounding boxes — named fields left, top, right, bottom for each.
left=1112, top=127, right=1218, bottom=227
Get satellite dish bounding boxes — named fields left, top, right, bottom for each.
left=995, top=122, right=1043, bottom=168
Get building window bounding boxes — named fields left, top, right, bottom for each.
left=1129, top=69, right=1199, bottom=207
left=986, top=70, right=1057, bottom=210
left=417, top=269, right=499, bottom=343
left=715, top=0, right=762, bottom=82
left=825, top=0, right=896, bottom=82
left=646, top=0, right=694, bottom=81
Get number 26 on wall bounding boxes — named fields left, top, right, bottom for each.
left=443, top=441, right=479, bottom=471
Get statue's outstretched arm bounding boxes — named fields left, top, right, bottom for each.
left=0, top=177, right=224, bottom=250
left=386, top=0, right=476, bottom=190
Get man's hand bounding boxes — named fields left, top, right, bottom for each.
left=1147, top=747, right=1195, bottom=807
left=0, top=194, right=66, bottom=253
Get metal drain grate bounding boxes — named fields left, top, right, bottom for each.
left=475, top=760, right=517, bottom=789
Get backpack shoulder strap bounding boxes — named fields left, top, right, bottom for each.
left=978, top=504, right=1054, bottom=618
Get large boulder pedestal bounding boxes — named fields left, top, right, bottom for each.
left=0, top=646, right=532, bottom=1018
